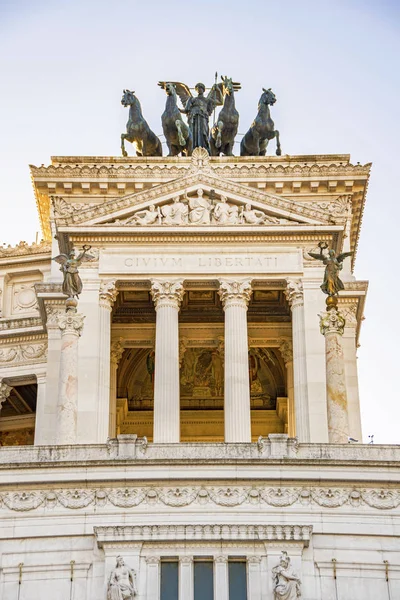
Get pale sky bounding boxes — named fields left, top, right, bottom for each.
left=1, top=0, right=399, bottom=443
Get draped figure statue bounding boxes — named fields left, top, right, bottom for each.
left=272, top=552, right=301, bottom=599
left=308, top=242, right=352, bottom=296
left=53, top=245, right=94, bottom=299
left=107, top=556, right=137, bottom=600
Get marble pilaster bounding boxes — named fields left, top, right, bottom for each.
left=179, top=556, right=194, bottom=600
left=340, top=303, right=362, bottom=441
left=109, top=338, right=124, bottom=438
left=146, top=556, right=160, bottom=600
left=150, top=279, right=185, bottom=443
left=218, top=278, right=252, bottom=443
left=279, top=338, right=295, bottom=437
left=98, top=280, right=118, bottom=442
left=56, top=307, right=84, bottom=444
left=320, top=306, right=349, bottom=443
left=214, top=556, right=229, bottom=600
left=33, top=374, right=47, bottom=445
left=285, top=279, right=310, bottom=442
left=247, top=556, right=262, bottom=600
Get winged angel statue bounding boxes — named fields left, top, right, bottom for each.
left=53, top=245, right=94, bottom=299
left=158, top=81, right=224, bottom=152
left=308, top=242, right=352, bottom=296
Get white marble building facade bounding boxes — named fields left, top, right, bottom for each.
left=0, top=150, right=398, bottom=599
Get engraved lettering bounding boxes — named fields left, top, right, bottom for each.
left=125, top=258, right=133, bottom=267
left=172, top=257, right=182, bottom=266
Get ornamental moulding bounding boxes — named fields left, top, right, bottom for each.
left=1, top=485, right=400, bottom=512
left=94, top=523, right=313, bottom=547
left=0, top=342, right=47, bottom=365
left=53, top=172, right=331, bottom=227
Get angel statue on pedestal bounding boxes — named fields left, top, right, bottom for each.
left=165, top=80, right=224, bottom=153
left=53, top=245, right=94, bottom=299
left=308, top=242, right=352, bottom=297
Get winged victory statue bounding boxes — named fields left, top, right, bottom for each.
left=308, top=242, right=352, bottom=297
left=53, top=245, right=94, bottom=299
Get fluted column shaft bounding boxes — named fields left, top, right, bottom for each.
left=285, top=280, right=310, bottom=442
left=56, top=307, right=84, bottom=444
left=98, top=280, right=118, bottom=442
left=320, top=307, right=349, bottom=443
left=279, top=339, right=295, bottom=437
left=151, top=280, right=185, bottom=443
left=219, top=279, right=252, bottom=443
left=109, top=338, right=124, bottom=437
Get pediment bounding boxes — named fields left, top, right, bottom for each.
left=53, top=170, right=333, bottom=229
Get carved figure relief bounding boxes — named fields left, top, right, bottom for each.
left=115, top=189, right=286, bottom=227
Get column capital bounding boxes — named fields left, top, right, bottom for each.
left=150, top=279, right=185, bottom=310
left=145, top=556, right=161, bottom=564
left=320, top=307, right=346, bottom=336
left=215, top=556, right=229, bottom=564
left=99, top=279, right=118, bottom=310
left=0, top=382, right=12, bottom=408
left=179, top=556, right=194, bottom=564
left=284, top=278, right=303, bottom=309
left=278, top=338, right=293, bottom=365
left=58, top=310, right=85, bottom=337
left=218, top=278, right=252, bottom=309
left=110, top=338, right=125, bottom=366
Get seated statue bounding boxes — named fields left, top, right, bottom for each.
left=272, top=552, right=301, bottom=599
left=107, top=556, right=137, bottom=600
left=188, top=189, right=211, bottom=225
left=162, top=196, right=189, bottom=225
left=213, top=196, right=239, bottom=225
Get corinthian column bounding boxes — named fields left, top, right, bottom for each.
left=218, top=278, right=252, bottom=443
left=285, top=279, right=310, bottom=442
left=97, top=280, right=118, bottom=442
left=150, top=279, right=185, bottom=443
left=320, top=305, right=349, bottom=443
left=56, top=303, right=85, bottom=444
left=109, top=338, right=125, bottom=437
left=278, top=338, right=295, bottom=437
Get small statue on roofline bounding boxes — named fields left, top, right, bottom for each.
left=53, top=245, right=94, bottom=307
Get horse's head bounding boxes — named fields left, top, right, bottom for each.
left=260, top=88, right=277, bottom=107
left=121, top=89, right=137, bottom=107
left=221, top=76, right=234, bottom=96
left=164, top=82, right=176, bottom=97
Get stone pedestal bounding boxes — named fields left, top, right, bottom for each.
left=320, top=305, right=349, bottom=443
left=285, top=279, right=310, bottom=441
left=219, top=279, right=252, bottom=443
left=98, top=280, right=118, bottom=442
left=150, top=280, right=185, bottom=443
left=56, top=307, right=84, bottom=444
left=109, top=338, right=124, bottom=437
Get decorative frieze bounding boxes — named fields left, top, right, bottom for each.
left=0, top=342, right=47, bottom=365
left=1, top=485, right=399, bottom=512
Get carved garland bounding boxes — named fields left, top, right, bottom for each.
left=1, top=486, right=399, bottom=512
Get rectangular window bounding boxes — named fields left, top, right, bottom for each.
left=194, top=561, right=214, bottom=600
left=228, top=561, right=247, bottom=600
left=160, top=561, right=179, bottom=600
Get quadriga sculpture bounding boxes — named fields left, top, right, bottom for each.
left=240, top=88, right=282, bottom=156
left=210, top=76, right=241, bottom=156
left=158, top=82, right=193, bottom=156
left=121, top=89, right=162, bottom=157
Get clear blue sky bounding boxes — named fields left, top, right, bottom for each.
left=1, top=0, right=399, bottom=442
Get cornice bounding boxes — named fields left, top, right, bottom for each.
left=0, top=240, right=51, bottom=259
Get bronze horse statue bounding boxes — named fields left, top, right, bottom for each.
left=158, top=82, right=192, bottom=156
left=240, top=88, right=281, bottom=156
left=121, top=89, right=162, bottom=157
left=210, top=76, right=241, bottom=156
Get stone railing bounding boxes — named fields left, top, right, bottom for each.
left=1, top=434, right=400, bottom=466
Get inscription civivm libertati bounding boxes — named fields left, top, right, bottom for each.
left=100, top=250, right=301, bottom=275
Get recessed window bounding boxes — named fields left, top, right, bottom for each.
left=228, top=561, right=247, bottom=600
left=160, top=561, right=179, bottom=600
left=194, top=561, right=214, bottom=600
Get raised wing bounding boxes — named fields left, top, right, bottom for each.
left=307, top=251, right=325, bottom=262
left=158, top=82, right=192, bottom=108
left=336, top=251, right=352, bottom=263
left=53, top=254, right=69, bottom=265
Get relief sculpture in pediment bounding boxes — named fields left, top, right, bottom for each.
left=115, top=189, right=285, bottom=227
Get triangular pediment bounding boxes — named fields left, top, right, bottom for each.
left=53, top=170, right=333, bottom=229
